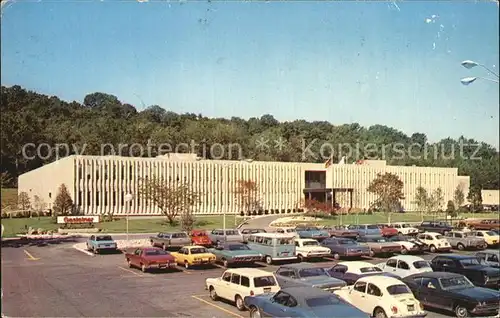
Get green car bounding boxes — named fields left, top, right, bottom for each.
left=209, top=242, right=263, bottom=267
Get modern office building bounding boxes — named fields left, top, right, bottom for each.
left=18, top=153, right=470, bottom=216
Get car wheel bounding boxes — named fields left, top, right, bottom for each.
left=184, top=261, right=190, bottom=269
left=481, top=243, right=488, bottom=249
left=455, top=305, right=469, bottom=318
left=141, top=263, right=147, bottom=273
left=457, top=243, right=465, bottom=251
left=297, top=255, right=304, bottom=262
left=265, top=256, right=273, bottom=265
left=374, top=307, right=387, bottom=318
left=249, top=306, right=261, bottom=318
left=162, top=244, right=166, bottom=251
left=127, top=259, right=132, bottom=268
left=333, top=253, right=340, bottom=260
left=222, top=259, right=229, bottom=268
left=209, top=287, right=219, bottom=301
left=93, top=248, right=99, bottom=254
left=429, top=245, right=437, bottom=253
left=401, top=247, right=408, bottom=255
left=235, top=295, right=245, bottom=311
left=369, top=249, right=375, bottom=257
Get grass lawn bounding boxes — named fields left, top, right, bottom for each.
left=1, top=215, right=241, bottom=237
left=1, top=188, right=17, bottom=209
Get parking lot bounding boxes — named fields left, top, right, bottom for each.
left=0, top=239, right=482, bottom=318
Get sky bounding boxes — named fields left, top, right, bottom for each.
left=1, top=0, right=499, bottom=148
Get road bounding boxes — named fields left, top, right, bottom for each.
left=1, top=237, right=472, bottom=318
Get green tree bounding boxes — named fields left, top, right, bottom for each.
left=467, top=187, right=483, bottom=212
left=53, top=184, right=74, bottom=216
left=446, top=200, right=456, bottom=216
left=367, top=172, right=405, bottom=223
left=18, top=191, right=31, bottom=213
left=430, top=187, right=444, bottom=219
left=453, top=185, right=465, bottom=209
left=414, top=186, right=430, bottom=221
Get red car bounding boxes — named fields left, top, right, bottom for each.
left=190, top=229, right=212, bottom=247
left=125, top=247, right=176, bottom=272
left=377, top=224, right=398, bottom=237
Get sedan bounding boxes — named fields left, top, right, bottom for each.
left=244, top=286, right=370, bottom=318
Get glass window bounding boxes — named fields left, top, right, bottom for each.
left=398, top=261, right=410, bottom=270
left=298, top=268, right=328, bottom=278
left=145, top=249, right=169, bottom=256
left=241, top=276, right=250, bottom=287
left=386, top=284, right=411, bottom=295
left=273, top=292, right=290, bottom=305
left=190, top=247, right=208, bottom=254
left=277, top=269, right=296, bottom=278
left=386, top=259, right=397, bottom=268
left=421, top=277, right=439, bottom=289
left=305, top=296, right=341, bottom=308
left=231, top=274, right=241, bottom=285
left=254, top=276, right=277, bottom=287
left=413, top=261, right=430, bottom=269
left=354, top=281, right=367, bottom=293
left=360, top=267, right=382, bottom=273
left=367, top=283, right=382, bottom=297
left=459, top=258, right=481, bottom=266
left=440, top=276, right=474, bottom=289
left=222, top=272, right=231, bottom=282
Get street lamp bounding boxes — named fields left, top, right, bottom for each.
left=461, top=76, right=499, bottom=86
left=460, top=60, right=499, bottom=86
left=124, top=193, right=133, bottom=244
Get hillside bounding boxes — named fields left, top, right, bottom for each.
left=1, top=85, right=498, bottom=191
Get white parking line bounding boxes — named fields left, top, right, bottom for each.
left=72, top=244, right=95, bottom=257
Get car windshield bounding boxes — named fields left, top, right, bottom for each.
left=367, top=225, right=379, bottom=230
left=190, top=248, right=208, bottom=254
left=228, top=244, right=250, bottom=251
left=372, top=238, right=387, bottom=243
left=303, top=241, right=319, bottom=246
left=440, top=276, right=474, bottom=289
left=225, top=230, right=238, bottom=235
left=145, top=249, right=169, bottom=255
left=413, top=261, right=431, bottom=269
left=459, top=258, right=481, bottom=266
left=96, top=236, right=113, bottom=241
left=360, top=267, right=382, bottom=273
left=299, top=267, right=328, bottom=277
left=305, top=296, right=341, bottom=307
left=486, top=231, right=496, bottom=236
left=402, top=224, right=412, bottom=228
left=253, top=276, right=277, bottom=287
left=339, top=239, right=355, bottom=245
left=306, top=227, right=319, bottom=231
left=387, top=284, right=412, bottom=295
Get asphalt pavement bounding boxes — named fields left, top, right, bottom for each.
left=2, top=235, right=479, bottom=318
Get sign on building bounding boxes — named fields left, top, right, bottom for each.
left=57, top=216, right=100, bottom=224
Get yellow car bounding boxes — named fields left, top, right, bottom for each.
left=470, top=230, right=499, bottom=246
left=171, top=245, right=216, bottom=269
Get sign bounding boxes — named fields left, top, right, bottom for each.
left=57, top=216, right=100, bottom=224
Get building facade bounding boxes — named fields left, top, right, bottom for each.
left=18, top=153, right=470, bottom=216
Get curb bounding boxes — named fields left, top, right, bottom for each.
left=72, top=243, right=95, bottom=257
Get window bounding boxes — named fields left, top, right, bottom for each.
left=231, top=274, right=241, bottom=285
left=386, top=259, right=397, bottom=268
left=476, top=232, right=484, bottom=237
left=241, top=276, right=250, bottom=287
left=421, top=277, right=439, bottom=289
left=273, top=292, right=290, bottom=306
left=277, top=269, right=296, bottom=278
left=387, top=284, right=411, bottom=295
left=413, top=261, right=430, bottom=269
left=353, top=281, right=367, bottom=293
left=398, top=261, right=410, bottom=270
left=298, top=268, right=328, bottom=278
left=488, top=254, right=498, bottom=262
left=332, top=265, right=347, bottom=273
left=367, top=283, right=382, bottom=297
left=305, top=296, right=341, bottom=308
left=222, top=272, right=231, bottom=282
left=253, top=276, right=277, bottom=287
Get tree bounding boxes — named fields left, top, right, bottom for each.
left=138, top=177, right=200, bottom=225
left=18, top=191, right=31, bottom=213
left=53, top=184, right=74, bottom=216
left=414, top=186, right=430, bottom=221
left=467, top=187, right=483, bottom=212
left=367, top=172, right=405, bottom=223
left=32, top=195, right=47, bottom=215
left=446, top=200, right=457, bottom=217
left=0, top=171, right=13, bottom=188
left=453, top=185, right=465, bottom=209
left=430, top=187, right=444, bottom=218
left=180, top=210, right=196, bottom=233
left=234, top=179, right=262, bottom=215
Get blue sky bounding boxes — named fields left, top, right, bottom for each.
left=1, top=0, right=499, bottom=148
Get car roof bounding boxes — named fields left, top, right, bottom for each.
left=297, top=238, right=318, bottom=242
left=481, top=249, right=500, bottom=255
left=186, top=245, right=207, bottom=249
left=224, top=268, right=273, bottom=276
left=281, top=286, right=332, bottom=299
left=387, top=255, right=426, bottom=262
left=357, top=275, right=404, bottom=286
left=435, top=254, right=477, bottom=260
left=250, top=233, right=295, bottom=238
left=407, top=272, right=462, bottom=279
left=213, top=228, right=238, bottom=231
left=279, top=262, right=323, bottom=270
left=337, top=261, right=375, bottom=269
left=421, top=232, right=442, bottom=236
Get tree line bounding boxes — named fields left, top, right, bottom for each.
left=1, top=85, right=499, bottom=194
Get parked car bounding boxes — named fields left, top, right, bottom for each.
left=465, top=219, right=500, bottom=231
left=124, top=247, right=176, bottom=272
left=347, top=224, right=382, bottom=237
left=294, top=238, right=331, bottom=262
left=320, top=237, right=371, bottom=259
left=334, top=276, right=427, bottom=318
left=323, top=226, right=358, bottom=239
left=244, top=286, right=370, bottom=318
left=150, top=232, right=191, bottom=250
left=376, top=255, right=433, bottom=278
left=273, top=227, right=300, bottom=237
left=295, top=226, right=330, bottom=241
left=190, top=229, right=212, bottom=247
left=239, top=228, right=267, bottom=242
left=206, top=268, right=280, bottom=311
left=86, top=235, right=117, bottom=254
left=475, top=250, right=500, bottom=268
left=377, top=224, right=399, bottom=237
left=403, top=272, right=500, bottom=318
left=417, top=221, right=453, bottom=235
left=444, top=231, right=488, bottom=250
left=170, top=245, right=216, bottom=269
left=430, top=254, right=500, bottom=288
left=247, top=233, right=296, bottom=265
left=388, top=222, right=419, bottom=236
left=275, top=263, right=347, bottom=291
left=356, top=235, right=401, bottom=257
left=468, top=230, right=499, bottom=247
left=386, top=235, right=428, bottom=254
left=208, top=229, right=244, bottom=245
left=416, top=232, right=451, bottom=253
left=208, top=242, right=263, bottom=267
left=326, top=261, right=398, bottom=285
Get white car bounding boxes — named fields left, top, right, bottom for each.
left=390, top=223, right=419, bottom=236
left=274, top=227, right=299, bottom=237
left=387, top=236, right=426, bottom=255
left=334, top=276, right=427, bottom=318
left=205, top=268, right=280, bottom=311
left=376, top=255, right=433, bottom=279
left=416, top=232, right=451, bottom=253
left=294, top=238, right=331, bottom=261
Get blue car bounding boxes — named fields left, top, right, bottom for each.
left=347, top=224, right=382, bottom=236
left=244, top=286, right=370, bottom=318
left=295, top=226, right=329, bottom=241
left=86, top=235, right=118, bottom=254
